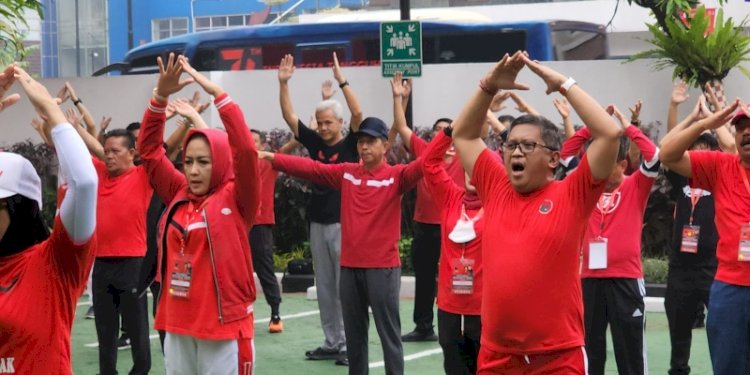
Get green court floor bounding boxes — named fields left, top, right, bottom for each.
left=71, top=294, right=712, bottom=374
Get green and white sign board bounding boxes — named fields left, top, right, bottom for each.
left=380, top=21, right=422, bottom=77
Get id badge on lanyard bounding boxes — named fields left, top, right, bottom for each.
left=681, top=225, right=700, bottom=253
left=450, top=257, right=475, bottom=295
left=170, top=253, right=193, bottom=298
left=589, top=237, right=608, bottom=270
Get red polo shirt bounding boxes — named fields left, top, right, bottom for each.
left=472, top=149, right=605, bottom=355
left=273, top=154, right=423, bottom=268
left=690, top=151, right=750, bottom=286
left=410, top=133, right=464, bottom=224
left=93, top=158, right=153, bottom=257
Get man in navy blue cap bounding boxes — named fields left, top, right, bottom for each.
left=260, top=84, right=422, bottom=374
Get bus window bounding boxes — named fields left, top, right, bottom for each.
left=551, top=29, right=608, bottom=60
left=128, top=49, right=183, bottom=73
left=351, top=38, right=380, bottom=67
left=432, top=31, right=526, bottom=63
left=194, top=44, right=293, bottom=71
left=259, top=44, right=294, bottom=69
left=296, top=42, right=348, bottom=68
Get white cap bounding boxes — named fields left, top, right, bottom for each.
left=0, top=152, right=42, bottom=209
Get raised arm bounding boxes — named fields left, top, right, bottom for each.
left=278, top=137, right=301, bottom=155
left=668, top=81, right=689, bottom=132
left=65, top=107, right=105, bottom=160
left=332, top=52, right=363, bottom=132
left=138, top=53, right=194, bottom=203
left=422, top=129, right=460, bottom=206
left=453, top=51, right=529, bottom=177
left=561, top=127, right=592, bottom=159
left=180, top=56, right=260, bottom=225
left=703, top=84, right=737, bottom=154
left=95, top=116, right=111, bottom=143
left=278, top=54, right=300, bottom=137
left=613, top=105, right=657, bottom=162
left=390, top=71, right=413, bottom=149
left=509, top=91, right=539, bottom=116
left=660, top=99, right=740, bottom=177
left=523, top=55, right=622, bottom=180
left=14, top=66, right=97, bottom=244
left=261, top=151, right=344, bottom=190
left=553, top=97, right=575, bottom=139
left=65, top=82, right=97, bottom=137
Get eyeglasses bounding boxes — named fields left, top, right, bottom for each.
left=501, top=141, right=558, bottom=154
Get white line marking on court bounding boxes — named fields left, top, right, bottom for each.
left=83, top=309, right=320, bottom=348
left=369, top=348, right=443, bottom=368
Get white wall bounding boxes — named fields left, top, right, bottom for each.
left=1, top=59, right=749, bottom=147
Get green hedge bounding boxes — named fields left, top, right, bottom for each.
left=643, top=257, right=669, bottom=284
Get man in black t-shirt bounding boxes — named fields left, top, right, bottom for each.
left=278, top=53, right=363, bottom=366
left=664, top=133, right=719, bottom=375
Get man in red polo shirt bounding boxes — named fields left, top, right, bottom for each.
left=259, top=84, right=422, bottom=374
left=91, top=129, right=153, bottom=375
left=452, top=51, right=623, bottom=374
left=659, top=99, right=750, bottom=375
left=562, top=107, right=660, bottom=375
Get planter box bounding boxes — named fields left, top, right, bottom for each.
left=282, top=274, right=315, bottom=293
left=645, top=283, right=667, bottom=298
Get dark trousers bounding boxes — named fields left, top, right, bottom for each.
left=706, top=280, right=750, bottom=375
left=438, top=309, right=481, bottom=375
left=410, top=222, right=441, bottom=333
left=250, top=224, right=282, bottom=316
left=93, top=257, right=152, bottom=375
left=583, top=278, right=646, bottom=375
left=664, top=272, right=711, bottom=375
left=340, top=267, right=403, bottom=375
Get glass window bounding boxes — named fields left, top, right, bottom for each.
left=212, top=16, right=227, bottom=28
left=228, top=15, right=244, bottom=26
left=152, top=18, right=190, bottom=41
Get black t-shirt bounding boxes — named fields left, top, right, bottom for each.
left=666, top=170, right=718, bottom=273
left=296, top=119, right=359, bottom=223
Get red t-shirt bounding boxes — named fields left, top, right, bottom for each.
left=0, top=217, right=94, bottom=374
left=93, top=158, right=153, bottom=257
left=273, top=154, right=423, bottom=268
left=410, top=134, right=464, bottom=224
left=689, top=151, right=750, bottom=286
left=424, top=132, right=483, bottom=316
left=154, top=202, right=254, bottom=340
left=472, top=149, right=605, bottom=354
left=255, top=160, right=279, bottom=225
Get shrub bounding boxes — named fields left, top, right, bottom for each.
left=399, top=236, right=414, bottom=276
left=642, top=257, right=669, bottom=284
left=272, top=242, right=311, bottom=272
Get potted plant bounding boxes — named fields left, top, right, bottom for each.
left=629, top=5, right=750, bottom=106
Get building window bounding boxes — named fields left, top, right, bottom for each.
left=195, top=14, right=252, bottom=32
left=152, top=18, right=189, bottom=41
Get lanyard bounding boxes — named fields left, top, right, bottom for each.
left=688, top=188, right=703, bottom=225
left=597, top=186, right=620, bottom=237
left=180, top=199, right=210, bottom=255
left=740, top=162, right=750, bottom=225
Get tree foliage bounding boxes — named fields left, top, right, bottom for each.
left=0, top=0, right=44, bottom=65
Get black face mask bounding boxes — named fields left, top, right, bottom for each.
left=0, top=195, right=50, bottom=258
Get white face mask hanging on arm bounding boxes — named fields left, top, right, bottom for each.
left=448, top=206, right=483, bottom=244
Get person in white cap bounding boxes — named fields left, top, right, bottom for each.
left=0, top=64, right=98, bottom=374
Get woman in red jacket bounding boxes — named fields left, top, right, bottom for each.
left=422, top=125, right=485, bottom=375
left=137, top=54, right=260, bottom=375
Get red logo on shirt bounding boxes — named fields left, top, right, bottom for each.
left=539, top=199, right=554, bottom=214
left=597, top=192, right=622, bottom=214
left=318, top=151, right=325, bottom=160
left=329, top=153, right=339, bottom=162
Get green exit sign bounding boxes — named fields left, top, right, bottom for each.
left=380, top=21, right=422, bottom=77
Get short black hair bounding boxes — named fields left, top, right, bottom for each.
left=508, top=115, right=562, bottom=151
left=250, top=129, right=266, bottom=144
left=498, top=115, right=515, bottom=124
left=432, top=118, right=453, bottom=131
left=126, top=122, right=141, bottom=132
left=583, top=135, right=631, bottom=161
left=104, top=128, right=136, bottom=149
left=692, top=133, right=720, bottom=151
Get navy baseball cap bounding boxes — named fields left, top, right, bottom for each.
left=356, top=117, right=389, bottom=140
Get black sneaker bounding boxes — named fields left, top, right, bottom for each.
left=335, top=351, right=349, bottom=366
left=117, top=335, right=131, bottom=350
left=85, top=306, right=95, bottom=320
left=401, top=329, right=438, bottom=342
left=305, top=347, right=339, bottom=360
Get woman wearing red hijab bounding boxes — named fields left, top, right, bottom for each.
left=137, top=54, right=260, bottom=374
